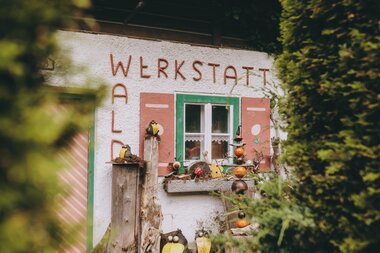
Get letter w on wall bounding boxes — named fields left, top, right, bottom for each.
left=140, top=93, right=174, bottom=176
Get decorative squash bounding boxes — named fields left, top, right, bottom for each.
left=234, top=147, right=245, bottom=157
left=233, top=166, right=247, bottom=178
left=236, top=218, right=250, bottom=228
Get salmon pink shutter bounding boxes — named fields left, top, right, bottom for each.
left=140, top=93, right=174, bottom=176
left=241, top=97, right=271, bottom=171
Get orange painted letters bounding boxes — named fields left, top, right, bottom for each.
left=208, top=63, right=220, bottom=83
left=175, top=60, right=186, bottom=80
left=110, top=53, right=132, bottom=77
left=111, top=139, right=124, bottom=161
left=259, top=68, right=269, bottom=86
left=192, top=60, right=203, bottom=81
left=140, top=56, right=151, bottom=78
left=158, top=58, right=169, bottom=78
left=111, top=110, right=122, bottom=133
left=242, top=66, right=254, bottom=86
left=224, top=65, right=237, bottom=85
left=112, top=83, right=128, bottom=104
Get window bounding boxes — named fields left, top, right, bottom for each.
left=176, top=94, right=240, bottom=165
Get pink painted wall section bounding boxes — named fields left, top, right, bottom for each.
left=57, top=132, right=89, bottom=253
left=140, top=93, right=174, bottom=176
left=241, top=97, right=271, bottom=171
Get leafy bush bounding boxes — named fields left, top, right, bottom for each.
left=218, top=0, right=379, bottom=252
left=0, top=0, right=103, bottom=252
left=214, top=177, right=316, bottom=252
left=276, top=0, right=380, bottom=251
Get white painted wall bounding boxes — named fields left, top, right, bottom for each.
left=51, top=30, right=281, bottom=246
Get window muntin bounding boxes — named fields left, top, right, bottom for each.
left=183, top=102, right=233, bottom=163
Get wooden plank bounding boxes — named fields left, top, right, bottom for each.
left=165, top=179, right=255, bottom=193
left=107, top=164, right=140, bottom=253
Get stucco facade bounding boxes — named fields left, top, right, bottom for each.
left=51, top=30, right=280, bottom=248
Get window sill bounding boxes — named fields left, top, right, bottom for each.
left=163, top=178, right=255, bottom=194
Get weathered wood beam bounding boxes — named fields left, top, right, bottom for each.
left=107, top=163, right=141, bottom=253
left=140, top=137, right=163, bottom=252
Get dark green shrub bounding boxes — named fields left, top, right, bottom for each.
left=0, top=1, right=103, bottom=252
left=277, top=0, right=380, bottom=251
left=217, top=0, right=379, bottom=252
left=213, top=177, right=316, bottom=253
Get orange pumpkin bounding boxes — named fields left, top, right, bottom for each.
left=234, top=147, right=245, bottom=157
left=236, top=218, right=249, bottom=228
left=234, top=166, right=247, bottom=178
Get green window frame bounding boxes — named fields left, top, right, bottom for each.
left=176, top=94, right=240, bottom=166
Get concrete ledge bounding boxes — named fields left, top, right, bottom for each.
left=164, top=178, right=255, bottom=193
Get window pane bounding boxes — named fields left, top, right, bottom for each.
left=212, top=106, right=229, bottom=133
left=185, top=104, right=204, bottom=133
left=185, top=140, right=202, bottom=160
left=212, top=140, right=228, bottom=159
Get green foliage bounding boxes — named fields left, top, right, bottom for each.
left=214, top=177, right=316, bottom=253
left=218, top=0, right=379, bottom=252
left=0, top=0, right=103, bottom=252
left=276, top=0, right=380, bottom=251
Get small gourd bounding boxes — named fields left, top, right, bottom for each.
left=234, top=147, right=245, bottom=157
left=236, top=218, right=249, bottom=228
left=233, top=166, right=247, bottom=178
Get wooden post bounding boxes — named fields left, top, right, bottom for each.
left=140, top=137, right=163, bottom=252
left=107, top=163, right=141, bottom=253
